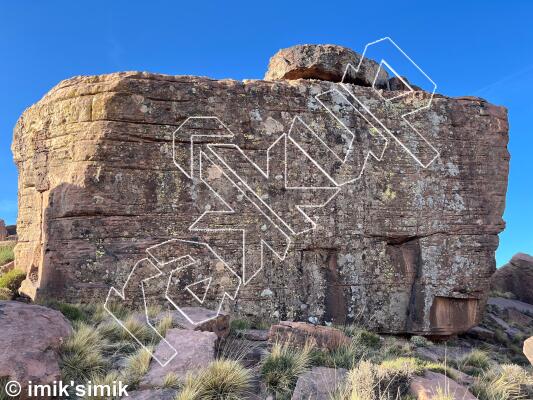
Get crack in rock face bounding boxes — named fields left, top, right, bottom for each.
left=11, top=44, right=509, bottom=336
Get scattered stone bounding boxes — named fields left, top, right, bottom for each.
left=409, top=371, right=477, bottom=400
left=491, top=253, right=533, bottom=304
left=0, top=219, right=7, bottom=241
left=487, top=297, right=533, bottom=315
left=291, top=367, right=347, bottom=400
left=238, top=329, right=269, bottom=341
left=0, top=301, right=72, bottom=399
left=465, top=326, right=495, bottom=341
left=264, top=44, right=388, bottom=86
left=161, top=307, right=230, bottom=338
left=139, top=328, right=216, bottom=388
left=524, top=336, right=533, bottom=365
left=269, top=321, right=350, bottom=350
left=127, top=388, right=177, bottom=400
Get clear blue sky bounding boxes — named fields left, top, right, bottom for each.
left=0, top=1, right=531, bottom=266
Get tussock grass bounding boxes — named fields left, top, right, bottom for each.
left=455, top=349, right=491, bottom=376
left=410, top=335, right=431, bottom=348
left=122, top=346, right=153, bottom=388
left=0, top=287, right=13, bottom=300
left=155, top=313, right=174, bottom=338
left=60, top=322, right=108, bottom=383
left=162, top=372, right=181, bottom=389
left=0, top=268, right=25, bottom=292
left=0, top=243, right=15, bottom=266
left=471, top=364, right=533, bottom=400
left=176, top=359, right=252, bottom=400
left=261, top=340, right=314, bottom=399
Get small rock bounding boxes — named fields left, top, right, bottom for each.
left=291, top=367, right=347, bottom=400
left=127, top=388, right=177, bottom=400
left=160, top=306, right=230, bottom=338
left=269, top=321, right=350, bottom=351
left=0, top=260, right=15, bottom=274
left=139, top=328, right=217, bottom=388
left=0, top=301, right=72, bottom=399
left=238, top=329, right=269, bottom=341
left=264, top=44, right=388, bottom=87
left=465, top=326, right=495, bottom=341
left=261, top=288, right=274, bottom=297
left=524, top=336, right=533, bottom=366
left=409, top=371, right=477, bottom=400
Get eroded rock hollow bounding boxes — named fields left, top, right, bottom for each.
left=12, top=44, right=509, bottom=335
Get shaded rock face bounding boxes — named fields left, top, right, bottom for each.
left=491, top=253, right=533, bottom=304
left=0, top=301, right=72, bottom=399
left=12, top=44, right=509, bottom=336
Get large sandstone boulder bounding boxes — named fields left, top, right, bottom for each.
left=491, top=253, right=533, bottom=304
left=0, top=301, right=72, bottom=398
left=12, top=43, right=509, bottom=335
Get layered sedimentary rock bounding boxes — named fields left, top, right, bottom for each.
left=491, top=253, right=533, bottom=304
left=12, top=44, right=509, bottom=335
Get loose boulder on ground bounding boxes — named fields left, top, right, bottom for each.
left=161, top=306, right=230, bottom=338
left=0, top=301, right=72, bottom=399
left=409, top=371, right=477, bottom=400
left=291, top=367, right=347, bottom=400
left=491, top=253, right=533, bottom=304
left=269, top=321, right=350, bottom=350
left=139, top=328, right=217, bottom=388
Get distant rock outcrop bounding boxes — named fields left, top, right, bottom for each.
left=0, top=219, right=7, bottom=241
left=12, top=44, right=509, bottom=335
left=491, top=253, right=533, bottom=304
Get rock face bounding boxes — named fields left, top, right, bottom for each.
left=409, top=371, right=477, bottom=400
left=0, top=219, right=7, bottom=240
left=491, top=253, right=533, bottom=304
left=12, top=43, right=509, bottom=335
left=0, top=301, right=72, bottom=398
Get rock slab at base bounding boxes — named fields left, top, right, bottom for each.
left=269, top=321, right=350, bottom=350
left=0, top=301, right=72, bottom=399
left=291, top=367, right=347, bottom=400
left=409, top=371, right=477, bottom=400
left=127, top=388, right=177, bottom=400
left=139, top=328, right=217, bottom=388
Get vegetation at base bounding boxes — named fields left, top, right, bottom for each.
left=0, top=268, right=25, bottom=292
left=0, top=242, right=15, bottom=266
left=260, top=340, right=314, bottom=399
left=0, top=287, right=13, bottom=300
left=175, top=359, right=252, bottom=400
left=471, top=364, right=533, bottom=400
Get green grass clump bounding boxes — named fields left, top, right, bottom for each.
left=0, top=243, right=15, bottom=266
left=410, top=335, right=431, bottom=348
left=333, top=359, right=412, bottom=400
left=471, top=364, right=533, bottom=400
left=0, top=287, right=13, bottom=300
left=45, top=301, right=88, bottom=322
left=122, top=347, right=153, bottom=388
left=60, top=322, right=108, bottom=383
left=0, top=268, right=25, bottom=292
left=260, top=340, right=314, bottom=399
left=456, top=349, right=491, bottom=376
left=176, top=359, right=252, bottom=400
left=230, top=318, right=251, bottom=333
left=311, top=341, right=365, bottom=369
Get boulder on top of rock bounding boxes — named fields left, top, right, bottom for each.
left=160, top=307, right=230, bottom=338
left=491, top=253, right=533, bottom=304
left=139, top=328, right=217, bottom=388
left=264, top=44, right=388, bottom=87
left=291, top=367, right=347, bottom=400
left=269, top=321, right=350, bottom=351
left=524, top=336, right=533, bottom=366
left=0, top=301, right=72, bottom=398
left=409, top=371, right=477, bottom=400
